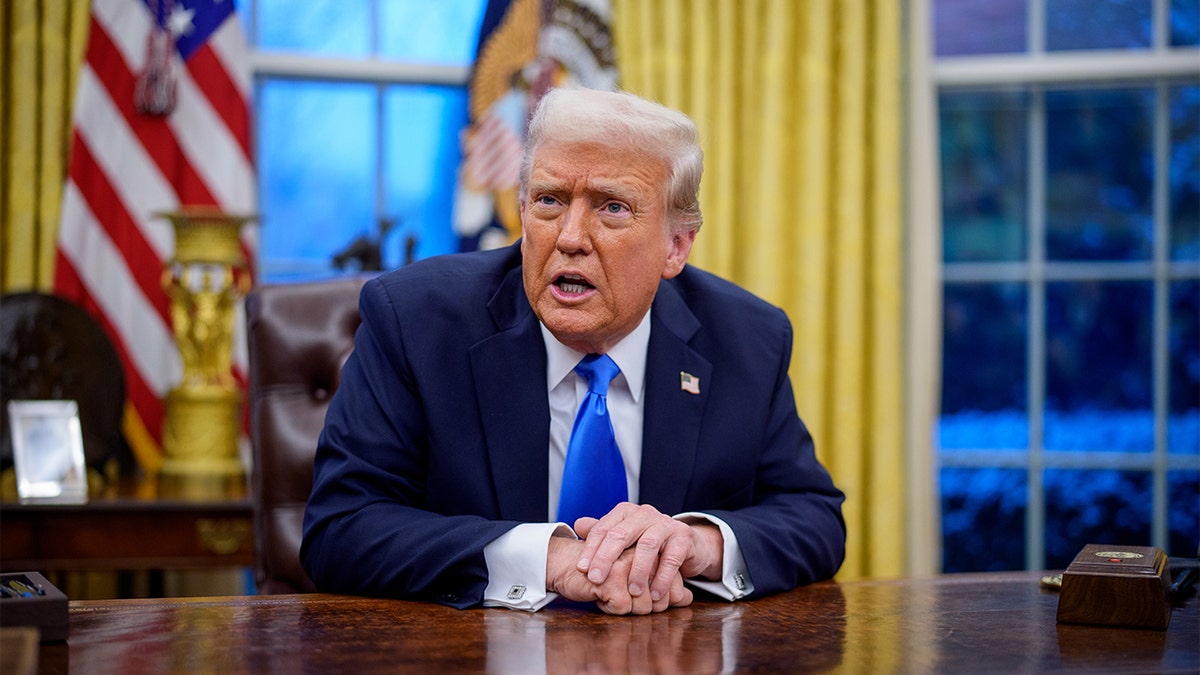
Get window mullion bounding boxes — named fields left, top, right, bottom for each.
left=376, top=83, right=387, bottom=265
left=1153, top=0, right=1168, bottom=52
left=1151, top=79, right=1171, bottom=551
left=1027, top=85, right=1048, bottom=572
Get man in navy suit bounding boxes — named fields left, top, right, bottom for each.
left=302, top=88, right=845, bottom=615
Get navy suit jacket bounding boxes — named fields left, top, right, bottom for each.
left=301, top=243, right=845, bottom=608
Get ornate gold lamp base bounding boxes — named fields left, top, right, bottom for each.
left=160, top=387, right=244, bottom=498
left=157, top=208, right=254, bottom=499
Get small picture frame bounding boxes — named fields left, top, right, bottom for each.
left=7, top=400, right=88, bottom=504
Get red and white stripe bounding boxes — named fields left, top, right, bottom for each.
left=462, top=112, right=524, bottom=191
left=54, top=0, right=255, bottom=467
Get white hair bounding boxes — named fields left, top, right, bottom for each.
left=519, top=88, right=704, bottom=233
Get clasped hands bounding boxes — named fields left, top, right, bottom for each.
left=546, top=502, right=724, bottom=615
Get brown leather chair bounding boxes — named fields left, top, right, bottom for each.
left=245, top=277, right=367, bottom=594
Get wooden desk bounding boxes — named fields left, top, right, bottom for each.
left=29, top=572, right=1198, bottom=674
left=0, top=478, right=252, bottom=573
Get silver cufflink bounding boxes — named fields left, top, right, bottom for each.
left=507, top=584, right=526, bottom=600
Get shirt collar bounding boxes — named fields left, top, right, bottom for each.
left=540, top=310, right=651, bottom=403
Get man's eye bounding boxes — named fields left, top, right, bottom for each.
left=535, top=195, right=558, bottom=206
left=602, top=202, right=628, bottom=214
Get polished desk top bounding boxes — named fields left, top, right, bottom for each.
left=31, top=571, right=1197, bottom=674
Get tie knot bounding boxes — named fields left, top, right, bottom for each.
left=575, top=354, right=619, bottom=396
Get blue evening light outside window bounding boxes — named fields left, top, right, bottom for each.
left=1173, top=86, right=1200, bottom=260
left=1045, top=88, right=1155, bottom=262
left=249, top=0, right=488, bottom=281
left=936, top=0, right=1199, bottom=572
left=934, top=0, right=1028, bottom=57
left=939, top=91, right=1029, bottom=263
left=1044, top=469, right=1152, bottom=568
left=941, top=283, right=1028, bottom=416
left=257, top=82, right=378, bottom=280
left=380, top=0, right=489, bottom=64
left=383, top=85, right=471, bottom=264
left=1044, top=281, right=1154, bottom=444
left=1172, top=0, right=1200, bottom=45
left=940, top=467, right=1028, bottom=572
left=1170, top=280, right=1200, bottom=455
left=256, top=0, right=372, bottom=57
left=1046, top=0, right=1152, bottom=51
left=934, top=0, right=1200, bottom=54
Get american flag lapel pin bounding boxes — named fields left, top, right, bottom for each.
left=680, top=371, right=700, bottom=395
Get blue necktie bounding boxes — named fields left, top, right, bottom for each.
left=557, top=353, right=627, bottom=525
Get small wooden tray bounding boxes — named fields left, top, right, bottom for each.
left=0, top=572, right=68, bottom=642
left=1055, top=544, right=1172, bottom=630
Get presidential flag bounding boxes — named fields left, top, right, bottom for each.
left=54, top=0, right=255, bottom=470
left=454, top=0, right=618, bottom=252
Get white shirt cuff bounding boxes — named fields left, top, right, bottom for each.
left=674, top=512, right=754, bottom=600
left=483, top=522, right=575, bottom=611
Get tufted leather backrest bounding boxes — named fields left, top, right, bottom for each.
left=245, top=277, right=366, bottom=594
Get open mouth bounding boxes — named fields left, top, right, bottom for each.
left=554, top=273, right=594, bottom=295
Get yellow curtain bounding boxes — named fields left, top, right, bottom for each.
left=613, top=0, right=906, bottom=579
left=1, top=0, right=90, bottom=293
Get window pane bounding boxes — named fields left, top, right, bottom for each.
left=1172, top=0, right=1200, bottom=46
left=1170, top=280, right=1200, bottom=455
left=942, top=282, right=1028, bottom=416
left=1046, top=88, right=1154, bottom=261
left=941, top=468, right=1026, bottom=572
left=258, top=81, right=378, bottom=281
left=256, top=0, right=371, bottom=56
left=934, top=0, right=1027, bottom=56
left=1045, top=410, right=1153, bottom=453
left=1045, top=281, right=1153, bottom=449
left=940, top=90, right=1029, bottom=262
left=939, top=411, right=1030, bottom=450
left=383, top=85, right=470, bottom=265
left=1044, top=469, right=1152, bottom=569
left=1046, top=0, right=1152, bottom=51
left=1169, top=470, right=1200, bottom=556
left=380, top=0, right=488, bottom=65
left=1171, top=84, right=1200, bottom=261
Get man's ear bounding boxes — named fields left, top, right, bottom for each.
left=662, top=229, right=697, bottom=279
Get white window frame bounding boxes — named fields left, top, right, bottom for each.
left=908, top=0, right=1200, bottom=573
left=243, top=1, right=474, bottom=279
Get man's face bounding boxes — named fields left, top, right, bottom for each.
left=521, top=138, right=695, bottom=354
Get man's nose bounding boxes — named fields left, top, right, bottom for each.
left=556, top=200, right=593, bottom=253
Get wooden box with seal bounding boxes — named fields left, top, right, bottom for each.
left=1055, top=544, right=1172, bottom=630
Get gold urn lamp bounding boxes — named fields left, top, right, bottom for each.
left=159, top=208, right=254, bottom=492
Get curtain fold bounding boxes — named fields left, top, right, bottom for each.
left=613, top=0, right=908, bottom=579
left=1, top=0, right=90, bottom=292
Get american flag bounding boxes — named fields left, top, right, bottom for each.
left=680, top=372, right=701, bottom=396
left=54, top=0, right=255, bottom=470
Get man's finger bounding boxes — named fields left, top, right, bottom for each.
left=575, top=503, right=642, bottom=580
left=647, top=533, right=693, bottom=601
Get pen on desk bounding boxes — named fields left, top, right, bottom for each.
left=1171, top=567, right=1197, bottom=601
left=3, top=582, right=32, bottom=598
left=4, top=579, right=43, bottom=597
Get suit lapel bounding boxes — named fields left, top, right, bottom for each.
left=640, top=280, right=711, bottom=515
left=470, top=266, right=550, bottom=522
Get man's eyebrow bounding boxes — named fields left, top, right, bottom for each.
left=586, top=179, right=642, bottom=200
left=525, top=173, right=566, bottom=189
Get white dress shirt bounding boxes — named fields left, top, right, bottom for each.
left=482, top=310, right=754, bottom=610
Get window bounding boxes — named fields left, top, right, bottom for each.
left=934, top=0, right=1199, bottom=571
left=242, top=0, right=488, bottom=281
